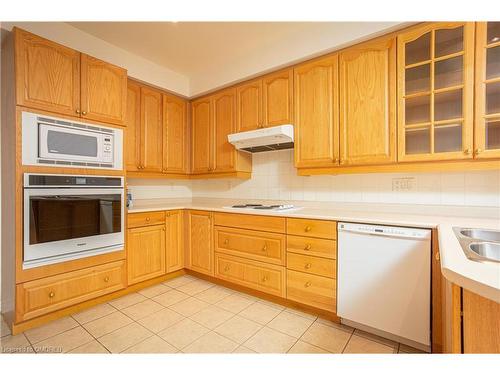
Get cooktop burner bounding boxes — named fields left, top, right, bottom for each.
left=228, top=203, right=296, bottom=211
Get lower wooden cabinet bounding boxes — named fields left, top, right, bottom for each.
left=16, top=261, right=126, bottom=321
left=286, top=269, right=336, bottom=312
left=166, top=210, right=184, bottom=273
left=186, top=210, right=214, bottom=276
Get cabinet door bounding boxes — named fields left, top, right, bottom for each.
left=163, top=94, right=188, bottom=173
left=262, top=69, right=294, bottom=127
left=166, top=210, right=184, bottom=273
left=339, top=37, right=396, bottom=166
left=125, top=80, right=141, bottom=172
left=127, top=224, right=166, bottom=285
left=80, top=54, right=127, bottom=126
left=140, top=87, right=163, bottom=172
left=474, top=22, right=500, bottom=159
left=187, top=210, right=213, bottom=276
left=14, top=28, right=80, bottom=116
left=236, top=79, right=262, bottom=132
left=398, top=22, right=474, bottom=162
left=191, top=98, right=213, bottom=173
left=294, top=55, right=339, bottom=168
left=213, top=89, right=236, bottom=172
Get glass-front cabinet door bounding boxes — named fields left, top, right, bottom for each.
left=397, top=22, right=474, bottom=162
left=475, top=22, right=500, bottom=159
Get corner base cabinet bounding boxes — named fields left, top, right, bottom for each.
left=186, top=210, right=214, bottom=276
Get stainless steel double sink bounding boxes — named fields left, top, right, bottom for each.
left=453, top=228, right=500, bottom=263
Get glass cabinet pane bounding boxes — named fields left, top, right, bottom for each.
left=434, top=89, right=462, bottom=121
left=487, top=22, right=500, bottom=45
left=486, top=119, right=500, bottom=150
left=435, top=123, right=462, bottom=153
left=435, top=56, right=463, bottom=89
left=435, top=27, right=464, bottom=57
left=486, top=46, right=500, bottom=79
left=405, top=95, right=430, bottom=124
left=405, top=64, right=431, bottom=94
left=486, top=81, right=500, bottom=115
left=405, top=32, right=431, bottom=65
left=405, top=127, right=430, bottom=154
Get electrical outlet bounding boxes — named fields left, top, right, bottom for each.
left=392, top=177, right=416, bottom=191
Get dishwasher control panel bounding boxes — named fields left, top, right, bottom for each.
left=338, top=223, right=431, bottom=239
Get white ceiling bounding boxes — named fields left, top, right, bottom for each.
left=68, top=22, right=405, bottom=96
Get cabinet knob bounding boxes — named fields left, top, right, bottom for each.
left=464, top=148, right=472, bottom=155
left=304, top=244, right=312, bottom=251
left=474, top=148, right=482, bottom=156
left=224, top=239, right=229, bottom=245
left=104, top=276, right=110, bottom=282
left=435, top=252, right=440, bottom=261
left=146, top=217, right=150, bottom=221
left=224, top=265, right=230, bottom=272
left=305, top=226, right=312, bottom=232
left=261, top=276, right=268, bottom=282
left=82, top=111, right=87, bottom=115
left=305, top=263, right=312, bottom=270
left=340, top=159, right=346, bottom=165
left=262, top=244, right=267, bottom=252
left=304, top=281, right=311, bottom=288
left=48, top=291, right=55, bottom=298
left=75, top=109, right=81, bottom=114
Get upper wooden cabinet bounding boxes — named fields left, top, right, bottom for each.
left=14, top=28, right=127, bottom=126
left=125, top=81, right=141, bottom=172
left=475, top=22, right=500, bottom=159
left=213, top=88, right=237, bottom=172
left=186, top=210, right=214, bottom=276
left=140, top=86, right=163, bottom=172
left=339, top=37, right=396, bottom=166
left=236, top=69, right=293, bottom=132
left=163, top=93, right=188, bottom=173
left=397, top=22, right=475, bottom=162
left=191, top=97, right=213, bottom=174
left=294, top=54, right=340, bottom=168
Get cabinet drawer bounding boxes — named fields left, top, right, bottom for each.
left=286, top=269, right=336, bottom=312
left=215, top=253, right=285, bottom=297
left=128, top=211, right=165, bottom=228
left=287, top=235, right=337, bottom=259
left=287, top=218, right=336, bottom=239
left=17, top=261, right=126, bottom=321
left=214, top=212, right=286, bottom=233
left=215, top=226, right=285, bottom=265
left=287, top=253, right=336, bottom=278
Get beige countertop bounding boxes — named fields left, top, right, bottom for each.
left=128, top=198, right=500, bottom=303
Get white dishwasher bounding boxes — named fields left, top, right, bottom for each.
left=337, top=222, right=431, bottom=351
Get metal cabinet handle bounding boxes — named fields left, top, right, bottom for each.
left=49, top=291, right=55, bottom=298
left=304, top=244, right=312, bottom=251
left=474, top=148, right=482, bottom=156
left=305, top=226, right=312, bottom=232
left=464, top=148, right=472, bottom=155
left=304, top=281, right=311, bottom=288
left=75, top=109, right=81, bottom=114
left=305, top=263, right=312, bottom=269
left=224, top=265, right=230, bottom=272
left=82, top=111, right=87, bottom=115
left=104, top=276, right=110, bottom=282
left=262, top=244, right=267, bottom=252
left=261, top=276, right=268, bottom=282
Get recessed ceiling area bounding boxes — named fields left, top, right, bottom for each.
left=68, top=22, right=405, bottom=96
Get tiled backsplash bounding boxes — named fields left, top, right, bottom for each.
left=129, top=150, right=500, bottom=207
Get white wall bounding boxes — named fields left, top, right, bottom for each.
left=0, top=22, right=190, bottom=97
left=127, top=178, right=192, bottom=200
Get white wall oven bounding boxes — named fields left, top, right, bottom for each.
left=23, top=174, right=125, bottom=269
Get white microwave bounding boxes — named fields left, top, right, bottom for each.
left=22, top=111, right=123, bottom=170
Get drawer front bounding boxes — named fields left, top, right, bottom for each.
left=215, top=226, right=285, bottom=265
left=287, top=218, right=336, bottom=239
left=128, top=211, right=165, bottom=228
left=287, top=235, right=337, bottom=259
left=214, top=212, right=286, bottom=233
left=286, top=269, right=336, bottom=312
left=17, top=261, right=126, bottom=321
left=215, top=253, right=285, bottom=297
left=287, top=253, right=336, bottom=278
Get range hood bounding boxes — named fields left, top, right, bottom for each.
left=227, top=124, right=294, bottom=153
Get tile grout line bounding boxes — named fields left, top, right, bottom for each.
left=284, top=315, right=318, bottom=354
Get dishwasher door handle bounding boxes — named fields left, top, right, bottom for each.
left=338, top=228, right=429, bottom=240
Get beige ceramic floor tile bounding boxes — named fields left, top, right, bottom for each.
left=195, top=286, right=234, bottom=304
left=137, top=283, right=172, bottom=298
left=244, top=327, right=297, bottom=353
left=25, top=316, right=79, bottom=344
left=152, top=289, right=190, bottom=307
left=0, top=334, right=34, bottom=353
left=34, top=326, right=94, bottom=353
left=257, top=299, right=286, bottom=311
left=215, top=294, right=255, bottom=314
left=123, top=335, right=178, bottom=353
left=1, top=318, right=11, bottom=338
left=232, top=345, right=257, bottom=353
left=109, top=292, right=147, bottom=310
left=268, top=311, right=315, bottom=338
left=301, top=322, right=352, bottom=353
left=137, top=308, right=184, bottom=333
left=162, top=275, right=196, bottom=288
left=169, top=297, right=210, bottom=317
left=121, top=299, right=164, bottom=321
left=98, top=322, right=153, bottom=353
left=69, top=340, right=109, bottom=353
left=182, top=331, right=238, bottom=353
left=190, top=305, right=234, bottom=329
left=353, top=329, right=399, bottom=351
left=214, top=315, right=263, bottom=344
left=343, top=334, right=395, bottom=354
left=158, top=318, right=209, bottom=350
left=83, top=311, right=133, bottom=338
left=284, top=307, right=317, bottom=321
left=288, top=340, right=329, bottom=354
left=176, top=280, right=215, bottom=296
left=72, top=303, right=117, bottom=325
left=239, top=302, right=282, bottom=325
left=316, top=318, right=354, bottom=333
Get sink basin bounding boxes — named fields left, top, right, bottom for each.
left=469, top=243, right=500, bottom=262
left=460, top=229, right=500, bottom=242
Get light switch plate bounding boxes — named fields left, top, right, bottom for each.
left=392, top=177, right=416, bottom=191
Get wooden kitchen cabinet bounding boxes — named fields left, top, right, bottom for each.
left=397, top=22, right=475, bottom=162
left=339, top=36, right=397, bottom=166
left=125, top=80, right=141, bottom=171
left=140, top=86, right=163, bottom=172
left=191, top=97, right=213, bottom=174
left=237, top=79, right=262, bottom=132
left=163, top=93, right=188, bottom=173
left=186, top=210, right=214, bottom=276
left=213, top=88, right=237, bottom=172
left=294, top=54, right=340, bottom=168
left=166, top=210, right=185, bottom=273
left=474, top=21, right=500, bottom=159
